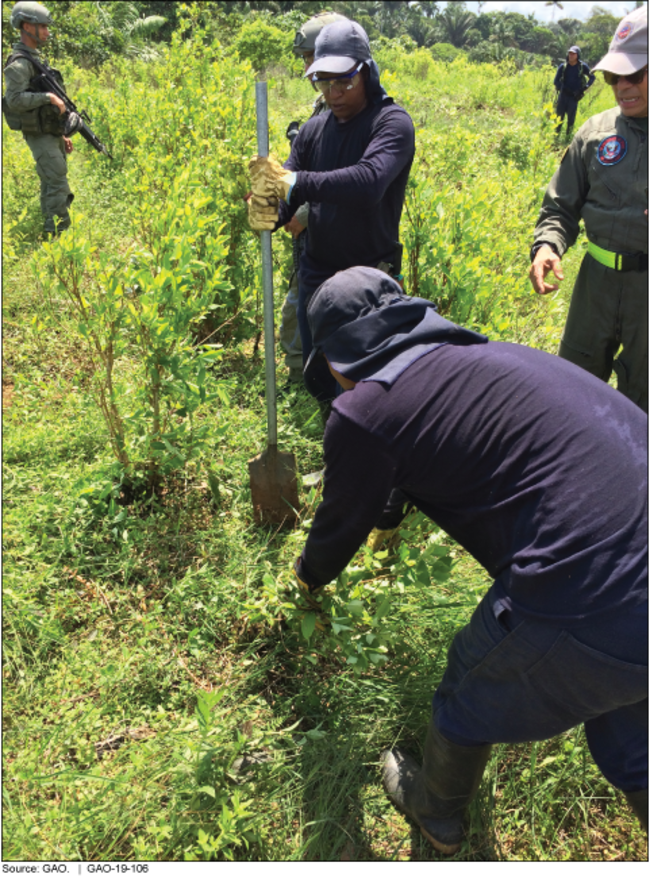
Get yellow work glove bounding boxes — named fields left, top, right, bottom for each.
left=367, top=526, right=403, bottom=554
left=295, top=570, right=325, bottom=611
left=292, top=570, right=328, bottom=631
left=247, top=194, right=279, bottom=231
left=249, top=155, right=295, bottom=202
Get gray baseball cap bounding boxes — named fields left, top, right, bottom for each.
left=293, top=12, right=346, bottom=56
left=592, top=6, right=647, bottom=76
left=304, top=19, right=372, bottom=77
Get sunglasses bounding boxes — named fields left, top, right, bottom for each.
left=603, top=66, right=647, bottom=86
left=312, top=63, right=364, bottom=94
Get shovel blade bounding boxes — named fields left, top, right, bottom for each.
left=248, top=446, right=300, bottom=527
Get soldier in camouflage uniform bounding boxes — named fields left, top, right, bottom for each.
left=3, top=1, right=73, bottom=237
left=280, top=12, right=346, bottom=383
left=530, top=7, right=648, bottom=413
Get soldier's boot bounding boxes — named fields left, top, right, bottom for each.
left=381, top=721, right=491, bottom=855
left=624, top=789, right=648, bottom=832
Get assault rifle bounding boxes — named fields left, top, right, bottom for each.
left=27, top=52, right=112, bottom=159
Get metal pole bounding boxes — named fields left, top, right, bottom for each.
left=255, top=81, right=277, bottom=447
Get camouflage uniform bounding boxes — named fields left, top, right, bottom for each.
left=533, top=108, right=648, bottom=412
left=3, top=41, right=73, bottom=234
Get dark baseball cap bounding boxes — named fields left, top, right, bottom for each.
left=304, top=19, right=372, bottom=77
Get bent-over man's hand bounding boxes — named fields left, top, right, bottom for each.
left=529, top=245, right=564, bottom=295
left=284, top=215, right=306, bottom=238
left=249, top=155, right=295, bottom=202
left=63, top=136, right=73, bottom=154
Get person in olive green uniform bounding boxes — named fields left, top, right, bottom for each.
left=530, top=6, right=648, bottom=413
left=280, top=12, right=345, bottom=383
left=3, top=1, right=73, bottom=236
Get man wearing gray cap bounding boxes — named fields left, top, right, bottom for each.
left=530, top=6, right=648, bottom=412
left=553, top=45, right=595, bottom=136
left=248, top=19, right=415, bottom=405
left=279, top=12, right=347, bottom=385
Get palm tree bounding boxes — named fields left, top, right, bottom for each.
left=489, top=19, right=518, bottom=49
left=545, top=1, right=564, bottom=22
left=97, top=2, right=167, bottom=58
left=433, top=3, right=476, bottom=48
left=416, top=0, right=439, bottom=18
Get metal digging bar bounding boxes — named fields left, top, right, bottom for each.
left=248, top=80, right=300, bottom=527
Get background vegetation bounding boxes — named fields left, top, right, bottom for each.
left=3, top=0, right=647, bottom=863
left=3, top=0, right=641, bottom=71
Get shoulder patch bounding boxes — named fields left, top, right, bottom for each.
left=596, top=134, right=627, bottom=166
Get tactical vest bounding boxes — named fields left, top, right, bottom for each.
left=2, top=48, right=66, bottom=135
left=560, top=60, right=590, bottom=94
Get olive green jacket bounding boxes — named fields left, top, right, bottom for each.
left=3, top=41, right=52, bottom=112
left=534, top=108, right=648, bottom=256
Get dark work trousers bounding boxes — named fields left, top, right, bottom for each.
left=432, top=584, right=648, bottom=792
left=298, top=273, right=339, bottom=403
left=555, top=92, right=579, bottom=132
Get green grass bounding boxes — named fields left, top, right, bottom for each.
left=2, top=42, right=646, bottom=863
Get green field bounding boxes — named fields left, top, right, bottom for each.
left=2, top=15, right=647, bottom=863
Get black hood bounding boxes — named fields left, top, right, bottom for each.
left=305, top=267, right=488, bottom=387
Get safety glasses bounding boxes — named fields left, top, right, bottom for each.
left=603, top=66, right=648, bottom=86
left=312, top=63, right=364, bottom=94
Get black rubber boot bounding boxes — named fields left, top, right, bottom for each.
left=624, top=789, right=648, bottom=832
left=381, top=721, right=491, bottom=854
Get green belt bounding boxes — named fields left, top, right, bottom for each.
left=587, top=240, right=648, bottom=272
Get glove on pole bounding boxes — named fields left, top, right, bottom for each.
left=247, top=194, right=279, bottom=231
left=249, top=155, right=295, bottom=202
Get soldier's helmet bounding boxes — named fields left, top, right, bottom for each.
left=293, top=12, right=346, bottom=56
left=10, top=1, right=53, bottom=29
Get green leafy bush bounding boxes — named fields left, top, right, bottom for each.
left=34, top=181, right=232, bottom=484
left=233, top=19, right=289, bottom=73
left=430, top=42, right=464, bottom=63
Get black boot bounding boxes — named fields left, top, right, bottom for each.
left=381, top=721, right=491, bottom=854
left=624, top=789, right=648, bottom=832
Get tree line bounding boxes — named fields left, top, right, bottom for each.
left=3, top=1, right=646, bottom=70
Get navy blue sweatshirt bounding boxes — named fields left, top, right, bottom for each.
left=554, top=60, right=595, bottom=96
left=279, top=99, right=415, bottom=275
left=297, top=342, right=647, bottom=624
